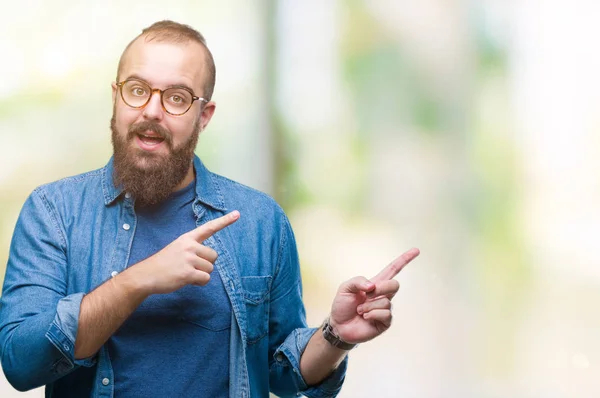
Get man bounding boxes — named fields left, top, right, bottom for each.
left=0, top=21, right=419, bottom=397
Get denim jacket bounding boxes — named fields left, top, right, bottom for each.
left=0, top=156, right=347, bottom=397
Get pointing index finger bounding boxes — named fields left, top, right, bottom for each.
left=189, top=211, right=240, bottom=242
left=371, top=247, right=420, bottom=283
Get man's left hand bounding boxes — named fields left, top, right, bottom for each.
left=328, top=248, right=420, bottom=345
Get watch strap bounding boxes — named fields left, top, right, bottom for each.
left=322, top=318, right=357, bottom=350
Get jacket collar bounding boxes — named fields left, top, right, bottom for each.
left=192, top=155, right=227, bottom=212
left=102, top=155, right=227, bottom=212
left=102, top=157, right=122, bottom=205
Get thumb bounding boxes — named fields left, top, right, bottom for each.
left=339, top=276, right=376, bottom=294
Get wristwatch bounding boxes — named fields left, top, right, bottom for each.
left=321, top=318, right=357, bottom=350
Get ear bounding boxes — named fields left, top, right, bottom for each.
left=199, top=101, right=217, bottom=131
left=111, top=82, right=118, bottom=105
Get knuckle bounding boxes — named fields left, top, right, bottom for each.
left=181, top=233, right=194, bottom=243
left=196, top=246, right=207, bottom=259
left=200, top=247, right=218, bottom=262
left=182, top=238, right=196, bottom=251
left=182, top=269, right=196, bottom=283
left=185, top=251, right=198, bottom=262
left=199, top=273, right=211, bottom=285
left=195, top=259, right=213, bottom=273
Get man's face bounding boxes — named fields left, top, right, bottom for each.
left=110, top=38, right=215, bottom=205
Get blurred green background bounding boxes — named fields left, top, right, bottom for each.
left=1, top=0, right=599, bottom=397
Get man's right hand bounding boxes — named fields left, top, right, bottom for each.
left=131, top=210, right=240, bottom=295
left=74, top=210, right=240, bottom=359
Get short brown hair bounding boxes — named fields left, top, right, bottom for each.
left=116, top=20, right=216, bottom=100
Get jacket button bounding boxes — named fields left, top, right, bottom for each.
left=102, top=378, right=110, bottom=386
left=276, top=353, right=284, bottom=362
left=122, top=223, right=131, bottom=231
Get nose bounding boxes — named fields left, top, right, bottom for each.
left=142, top=90, right=164, bottom=121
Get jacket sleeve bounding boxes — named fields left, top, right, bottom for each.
left=268, top=212, right=347, bottom=398
left=0, top=188, right=94, bottom=392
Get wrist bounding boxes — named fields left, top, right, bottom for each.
left=117, top=264, right=153, bottom=299
left=321, top=317, right=357, bottom=351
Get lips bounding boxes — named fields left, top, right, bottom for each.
left=128, top=122, right=171, bottom=152
left=135, top=130, right=166, bottom=151
left=137, top=132, right=165, bottom=146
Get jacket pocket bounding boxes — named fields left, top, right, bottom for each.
left=241, top=276, right=272, bottom=344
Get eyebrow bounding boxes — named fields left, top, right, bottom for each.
left=124, top=74, right=196, bottom=95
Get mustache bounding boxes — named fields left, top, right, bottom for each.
left=127, top=121, right=173, bottom=147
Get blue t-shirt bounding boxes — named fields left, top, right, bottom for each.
left=108, top=180, right=231, bottom=397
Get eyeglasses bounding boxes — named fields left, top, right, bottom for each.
left=116, top=78, right=207, bottom=116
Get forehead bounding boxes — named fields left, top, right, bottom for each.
left=120, top=38, right=206, bottom=93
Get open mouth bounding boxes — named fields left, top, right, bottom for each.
left=137, top=132, right=165, bottom=146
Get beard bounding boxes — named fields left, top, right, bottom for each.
left=110, top=112, right=201, bottom=207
